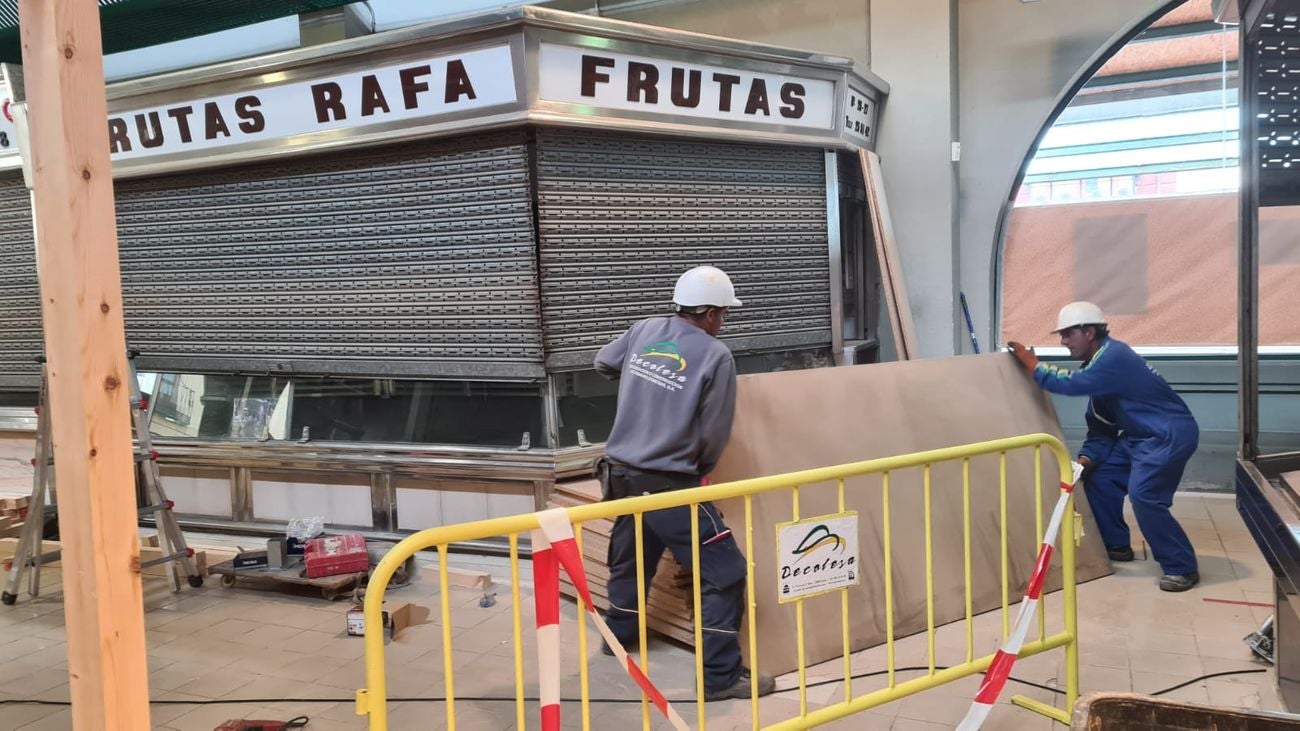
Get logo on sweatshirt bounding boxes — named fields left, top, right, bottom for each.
left=627, top=340, right=689, bottom=392
left=641, top=341, right=687, bottom=371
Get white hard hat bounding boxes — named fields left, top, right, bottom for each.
left=673, top=266, right=743, bottom=309
left=1052, top=301, right=1106, bottom=333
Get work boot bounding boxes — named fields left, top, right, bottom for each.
left=1159, top=572, right=1200, bottom=592
left=1107, top=545, right=1135, bottom=562
left=601, top=639, right=636, bottom=657
left=704, top=668, right=777, bottom=702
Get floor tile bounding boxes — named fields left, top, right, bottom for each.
left=0, top=492, right=1294, bottom=729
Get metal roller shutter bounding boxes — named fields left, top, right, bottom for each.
left=116, top=130, right=542, bottom=380
left=0, top=174, right=37, bottom=389
left=534, top=129, right=831, bottom=370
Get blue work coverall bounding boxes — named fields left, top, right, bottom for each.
left=1034, top=338, right=1198, bottom=576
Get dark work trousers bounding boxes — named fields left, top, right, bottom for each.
left=1084, top=424, right=1199, bottom=576
left=602, top=466, right=748, bottom=691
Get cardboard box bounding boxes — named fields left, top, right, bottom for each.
left=346, top=602, right=427, bottom=640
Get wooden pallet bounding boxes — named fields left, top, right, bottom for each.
left=208, top=558, right=361, bottom=601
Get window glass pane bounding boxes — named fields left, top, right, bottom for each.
left=289, top=378, right=545, bottom=447
left=556, top=371, right=618, bottom=447
left=1001, top=14, right=1240, bottom=348
left=735, top=348, right=834, bottom=375
left=0, top=391, right=37, bottom=408
left=144, top=374, right=545, bottom=447
left=147, top=373, right=290, bottom=440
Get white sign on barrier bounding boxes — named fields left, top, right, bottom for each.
left=776, top=511, right=859, bottom=603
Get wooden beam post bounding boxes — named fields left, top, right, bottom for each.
left=18, top=0, right=151, bottom=727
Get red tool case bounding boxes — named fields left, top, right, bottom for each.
left=303, top=533, right=369, bottom=579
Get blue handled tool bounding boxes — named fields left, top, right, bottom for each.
left=960, top=292, right=980, bottom=354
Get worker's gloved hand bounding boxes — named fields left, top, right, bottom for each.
left=1007, top=341, right=1039, bottom=375
left=1078, top=455, right=1095, bottom=480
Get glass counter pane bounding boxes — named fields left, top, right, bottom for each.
left=140, top=373, right=546, bottom=448
left=144, top=373, right=292, bottom=440
left=556, top=370, right=618, bottom=447
left=289, top=378, right=546, bottom=447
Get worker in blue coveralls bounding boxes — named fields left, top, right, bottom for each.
left=593, top=265, right=776, bottom=701
left=1008, top=302, right=1200, bottom=592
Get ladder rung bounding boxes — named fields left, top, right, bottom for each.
left=139, top=550, right=191, bottom=569
left=137, top=501, right=174, bottom=515
left=11, top=550, right=61, bottom=567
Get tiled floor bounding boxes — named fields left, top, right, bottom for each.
left=0, top=492, right=1287, bottom=730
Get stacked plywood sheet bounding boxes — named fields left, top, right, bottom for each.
left=550, top=478, right=699, bottom=644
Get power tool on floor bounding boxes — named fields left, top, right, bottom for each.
left=1244, top=615, right=1275, bottom=664
left=214, top=717, right=309, bottom=731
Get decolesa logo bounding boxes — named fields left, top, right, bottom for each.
left=641, top=340, right=687, bottom=371
left=791, top=524, right=845, bottom=563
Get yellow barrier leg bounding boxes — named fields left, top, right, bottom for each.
left=1064, top=491, right=1080, bottom=711
left=634, top=512, right=650, bottom=731
left=691, top=504, right=705, bottom=729
left=1011, top=696, right=1071, bottom=724
left=1011, top=455, right=1080, bottom=725
left=438, top=545, right=457, bottom=731
left=745, top=495, right=760, bottom=731
left=839, top=479, right=852, bottom=702
left=883, top=472, right=895, bottom=689
left=510, top=534, right=526, bottom=731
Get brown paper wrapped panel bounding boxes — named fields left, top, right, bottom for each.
left=708, top=354, right=1111, bottom=675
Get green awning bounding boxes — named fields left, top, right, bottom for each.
left=0, top=0, right=357, bottom=64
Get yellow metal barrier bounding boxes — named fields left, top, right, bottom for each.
left=356, top=433, right=1080, bottom=729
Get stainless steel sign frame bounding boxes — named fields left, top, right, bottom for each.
left=0, top=6, right=885, bottom=178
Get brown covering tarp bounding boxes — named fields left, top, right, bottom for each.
left=709, top=353, right=1112, bottom=675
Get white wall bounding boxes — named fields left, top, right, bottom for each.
left=857, top=0, right=1178, bottom=357
left=869, top=0, right=959, bottom=357
left=611, top=0, right=870, bottom=70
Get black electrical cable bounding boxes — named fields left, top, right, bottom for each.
left=0, top=666, right=1269, bottom=707
left=1148, top=668, right=1269, bottom=697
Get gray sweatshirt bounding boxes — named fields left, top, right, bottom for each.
left=594, top=316, right=737, bottom=476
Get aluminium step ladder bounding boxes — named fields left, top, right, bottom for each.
left=2, top=351, right=203, bottom=605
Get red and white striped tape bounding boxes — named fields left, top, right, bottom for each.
left=956, top=461, right=1084, bottom=731
left=531, top=508, right=689, bottom=731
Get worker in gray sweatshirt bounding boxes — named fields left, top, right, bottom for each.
left=593, top=265, right=776, bottom=702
